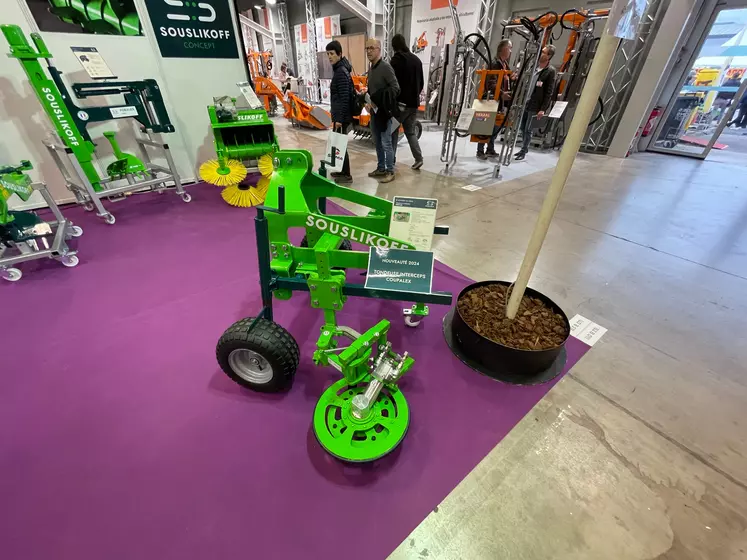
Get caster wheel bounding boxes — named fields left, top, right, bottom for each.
left=60, top=255, right=79, bottom=268
left=103, top=213, right=116, bottom=225
left=83, top=202, right=95, bottom=212
left=216, top=317, right=300, bottom=392
left=404, top=315, right=422, bottom=328
left=181, top=193, right=192, bottom=203
left=70, top=225, right=83, bottom=238
left=2, top=268, right=22, bottom=282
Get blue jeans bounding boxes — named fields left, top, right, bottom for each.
left=371, top=116, right=396, bottom=172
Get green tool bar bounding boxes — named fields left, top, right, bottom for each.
left=273, top=276, right=452, bottom=306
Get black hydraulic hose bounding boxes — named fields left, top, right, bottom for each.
left=589, top=97, right=604, bottom=125
left=561, top=9, right=587, bottom=31
left=551, top=97, right=604, bottom=149
left=464, top=32, right=492, bottom=67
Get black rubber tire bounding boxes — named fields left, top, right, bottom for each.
left=216, top=317, right=300, bottom=392
left=300, top=236, right=352, bottom=251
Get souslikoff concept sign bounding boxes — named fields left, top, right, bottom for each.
left=144, top=0, right=239, bottom=59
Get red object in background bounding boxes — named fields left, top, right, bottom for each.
left=432, top=0, right=458, bottom=8
left=301, top=23, right=307, bottom=43
left=324, top=17, right=332, bottom=38
left=642, top=106, right=662, bottom=137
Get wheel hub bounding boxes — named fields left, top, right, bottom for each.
left=228, top=349, right=273, bottom=384
left=313, top=379, right=409, bottom=462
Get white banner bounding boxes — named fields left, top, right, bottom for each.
left=294, top=15, right=341, bottom=102
left=409, top=0, right=479, bottom=106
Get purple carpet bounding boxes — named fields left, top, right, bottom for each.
left=0, top=185, right=590, bottom=560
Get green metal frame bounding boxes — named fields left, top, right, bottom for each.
left=207, top=96, right=279, bottom=173
left=1, top=25, right=173, bottom=190
left=248, top=148, right=451, bottom=459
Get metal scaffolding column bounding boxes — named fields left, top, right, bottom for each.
left=277, top=2, right=295, bottom=73
left=465, top=0, right=496, bottom=101
left=383, top=0, right=396, bottom=60
left=305, top=0, right=320, bottom=103
left=581, top=0, right=666, bottom=153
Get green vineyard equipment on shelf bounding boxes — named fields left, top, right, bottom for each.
left=1, top=160, right=82, bottom=282
left=2, top=24, right=188, bottom=223
left=215, top=148, right=453, bottom=462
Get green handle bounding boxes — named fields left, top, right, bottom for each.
left=103, top=131, right=125, bottom=159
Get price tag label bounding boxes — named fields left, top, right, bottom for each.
left=365, top=247, right=434, bottom=295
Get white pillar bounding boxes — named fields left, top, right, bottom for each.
left=607, top=0, right=700, bottom=157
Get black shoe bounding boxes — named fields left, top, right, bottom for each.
left=368, top=169, right=386, bottom=177
left=486, top=149, right=498, bottom=157
left=335, top=174, right=353, bottom=184
left=411, top=160, right=424, bottom=170
left=514, top=150, right=526, bottom=161
left=330, top=171, right=343, bottom=178
left=476, top=152, right=487, bottom=160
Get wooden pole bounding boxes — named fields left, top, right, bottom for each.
left=505, top=30, right=622, bottom=319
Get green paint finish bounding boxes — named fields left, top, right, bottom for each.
left=103, top=131, right=147, bottom=179
left=0, top=160, right=33, bottom=226
left=313, top=379, right=410, bottom=462
left=48, top=0, right=142, bottom=36
left=207, top=99, right=278, bottom=168
left=2, top=25, right=102, bottom=191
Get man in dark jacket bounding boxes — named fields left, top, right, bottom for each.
left=326, top=40, right=354, bottom=183
left=365, top=38, right=400, bottom=183
left=390, top=34, right=424, bottom=170
left=515, top=45, right=557, bottom=161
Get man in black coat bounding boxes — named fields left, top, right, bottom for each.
left=390, top=34, right=424, bottom=170
left=515, top=45, right=557, bottom=161
left=326, top=40, right=354, bottom=183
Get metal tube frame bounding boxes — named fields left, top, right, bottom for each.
left=43, top=133, right=186, bottom=222
left=305, top=0, right=320, bottom=103
left=0, top=182, right=77, bottom=269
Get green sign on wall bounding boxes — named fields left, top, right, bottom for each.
left=144, top=0, right=239, bottom=59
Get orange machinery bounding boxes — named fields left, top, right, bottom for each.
left=502, top=9, right=609, bottom=95
left=411, top=32, right=428, bottom=54
left=247, top=49, right=331, bottom=130
left=469, top=69, right=511, bottom=144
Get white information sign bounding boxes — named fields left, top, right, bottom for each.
left=569, top=314, right=608, bottom=347
left=548, top=101, right=569, bottom=119
left=389, top=196, right=438, bottom=251
left=237, top=81, right=263, bottom=110
left=109, top=106, right=138, bottom=119
left=71, top=46, right=115, bottom=80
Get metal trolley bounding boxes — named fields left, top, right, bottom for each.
left=1, top=182, right=82, bottom=282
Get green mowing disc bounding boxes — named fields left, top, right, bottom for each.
left=313, top=379, right=410, bottom=462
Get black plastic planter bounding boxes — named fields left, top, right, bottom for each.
left=443, top=280, right=570, bottom=385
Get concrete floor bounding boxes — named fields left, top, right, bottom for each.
left=276, top=121, right=747, bottom=560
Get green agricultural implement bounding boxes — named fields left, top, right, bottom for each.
left=215, top=149, right=453, bottom=462
left=1, top=24, right=187, bottom=224
left=200, top=95, right=279, bottom=187
left=1, top=160, right=82, bottom=282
